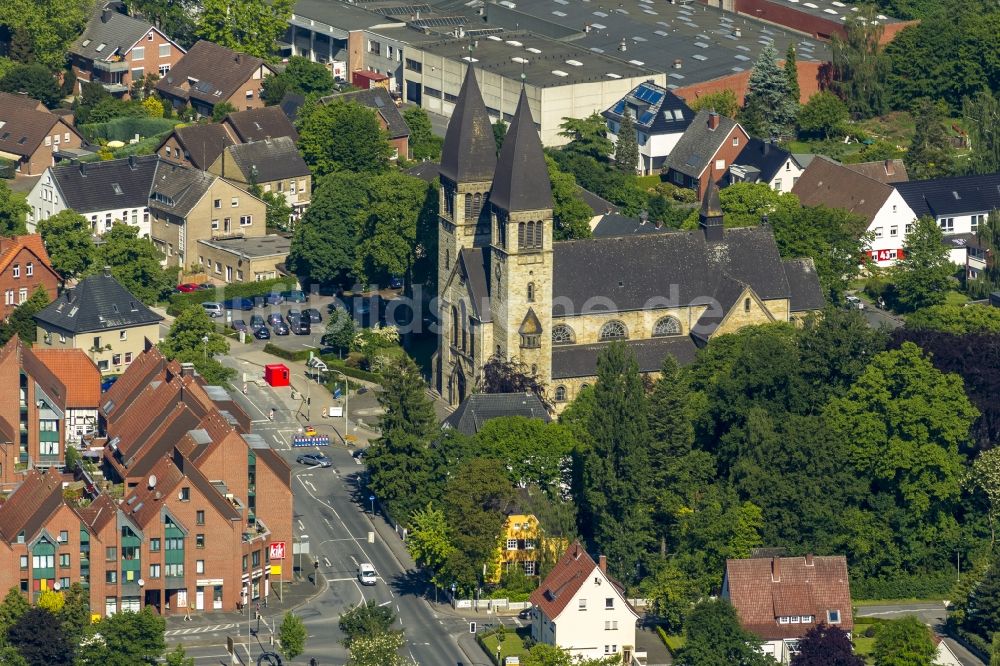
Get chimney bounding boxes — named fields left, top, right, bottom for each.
left=598, top=555, right=607, bottom=573
left=673, top=58, right=682, bottom=70
left=235, top=54, right=242, bottom=64
left=771, top=557, right=781, bottom=582
left=707, top=110, right=720, bottom=130
left=805, top=553, right=814, bottom=566
left=885, top=159, right=895, bottom=176
left=79, top=162, right=87, bottom=176
left=618, top=38, right=627, bottom=52
left=101, top=8, right=112, bottom=22
left=128, top=154, right=137, bottom=170
left=180, top=362, right=196, bottom=378
left=66, top=288, right=76, bottom=303
left=103, top=265, right=112, bottom=277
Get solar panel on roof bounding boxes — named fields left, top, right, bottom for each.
left=668, top=72, right=685, bottom=80
left=613, top=101, right=625, bottom=114
left=639, top=111, right=654, bottom=124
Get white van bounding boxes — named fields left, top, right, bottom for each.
left=357, top=563, right=377, bottom=586
left=201, top=302, right=224, bottom=318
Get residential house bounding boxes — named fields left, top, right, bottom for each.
left=726, top=138, right=803, bottom=193
left=0, top=93, right=84, bottom=177
left=441, top=392, right=551, bottom=436
left=0, top=338, right=71, bottom=486
left=33, top=269, right=163, bottom=374
left=147, top=162, right=267, bottom=270
left=843, top=159, right=909, bottom=184
left=792, top=156, right=914, bottom=267
left=196, top=235, right=291, bottom=284
left=663, top=109, right=749, bottom=197
left=155, top=41, right=277, bottom=117
left=207, top=137, right=311, bottom=219
left=894, top=172, right=1000, bottom=279
left=0, top=234, right=60, bottom=319
left=26, top=155, right=160, bottom=236
left=68, top=3, right=186, bottom=97
left=322, top=87, right=409, bottom=159
left=221, top=106, right=299, bottom=144
left=31, top=349, right=101, bottom=445
left=493, top=512, right=545, bottom=581
left=155, top=124, right=235, bottom=171
left=529, top=541, right=639, bottom=662
left=603, top=81, right=693, bottom=175
left=722, top=554, right=853, bottom=663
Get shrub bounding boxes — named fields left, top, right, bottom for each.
left=80, top=116, right=180, bottom=142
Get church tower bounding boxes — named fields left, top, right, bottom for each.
left=437, top=66, right=498, bottom=297
left=488, top=89, right=554, bottom=386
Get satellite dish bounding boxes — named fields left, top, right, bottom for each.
left=148, top=475, right=157, bottom=488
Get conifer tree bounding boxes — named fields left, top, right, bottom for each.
left=615, top=109, right=640, bottom=173
left=785, top=43, right=801, bottom=106
left=741, top=45, right=797, bottom=138
left=906, top=98, right=954, bottom=179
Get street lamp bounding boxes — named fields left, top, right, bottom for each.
left=201, top=335, right=209, bottom=360
left=369, top=494, right=375, bottom=515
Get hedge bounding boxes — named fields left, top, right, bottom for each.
left=262, top=344, right=312, bottom=362
left=79, top=116, right=181, bottom=143
left=319, top=355, right=383, bottom=383
left=167, top=277, right=298, bottom=314
left=851, top=571, right=954, bottom=600
left=656, top=627, right=683, bottom=656
left=948, top=627, right=991, bottom=661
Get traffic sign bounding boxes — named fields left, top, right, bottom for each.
left=292, top=435, right=330, bottom=447
left=269, top=541, right=286, bottom=560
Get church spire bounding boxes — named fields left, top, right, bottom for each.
left=699, top=177, right=724, bottom=242
left=490, top=88, right=552, bottom=213
left=440, top=65, right=497, bottom=184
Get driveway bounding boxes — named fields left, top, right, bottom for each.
left=856, top=603, right=984, bottom=666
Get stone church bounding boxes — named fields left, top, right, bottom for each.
left=433, top=67, right=824, bottom=409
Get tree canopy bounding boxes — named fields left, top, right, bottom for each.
left=37, top=209, right=95, bottom=279
left=158, top=305, right=235, bottom=384
left=195, top=0, right=293, bottom=58
left=91, top=224, right=174, bottom=304
left=297, top=100, right=394, bottom=176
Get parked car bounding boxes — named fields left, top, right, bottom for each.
left=272, top=321, right=290, bottom=336
left=267, top=313, right=285, bottom=327
left=388, top=275, right=403, bottom=290
left=265, top=292, right=284, bottom=305
left=249, top=314, right=265, bottom=330
left=195, top=283, right=215, bottom=291
left=224, top=297, right=254, bottom=311
left=287, top=308, right=302, bottom=321
left=357, top=563, right=377, bottom=586
left=101, top=376, right=119, bottom=392
left=302, top=308, right=322, bottom=324
left=231, top=320, right=248, bottom=333
left=253, top=326, right=271, bottom=340
left=303, top=425, right=318, bottom=437
left=289, top=319, right=311, bottom=335
left=282, top=290, right=308, bottom=303
left=845, top=295, right=865, bottom=310
left=296, top=453, right=332, bottom=468
left=176, top=283, right=200, bottom=292
left=201, top=302, right=224, bottom=318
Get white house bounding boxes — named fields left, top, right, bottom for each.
left=894, top=173, right=1000, bottom=279
left=529, top=541, right=639, bottom=663
left=723, top=554, right=854, bottom=664
left=603, top=81, right=693, bottom=175
left=26, top=155, right=160, bottom=238
left=727, top=138, right=805, bottom=194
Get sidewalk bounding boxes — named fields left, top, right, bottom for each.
left=164, top=578, right=322, bottom=632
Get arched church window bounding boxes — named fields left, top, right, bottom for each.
left=527, top=282, right=535, bottom=302
left=554, top=386, right=567, bottom=402
left=451, top=306, right=459, bottom=347
left=599, top=320, right=628, bottom=341
left=652, top=316, right=682, bottom=337
left=551, top=324, right=575, bottom=345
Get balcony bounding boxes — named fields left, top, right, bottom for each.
left=242, top=520, right=270, bottom=544
left=93, top=58, right=129, bottom=73
left=211, top=229, right=246, bottom=240
left=100, top=82, right=129, bottom=94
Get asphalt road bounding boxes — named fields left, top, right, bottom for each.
left=176, top=359, right=474, bottom=665
left=856, top=604, right=984, bottom=666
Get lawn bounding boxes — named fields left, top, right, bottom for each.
left=479, top=630, right=531, bottom=664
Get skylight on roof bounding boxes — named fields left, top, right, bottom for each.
left=488, top=35, right=503, bottom=41
left=668, top=72, right=685, bottom=80
left=565, top=59, right=583, bottom=67
left=552, top=70, right=568, bottom=77
left=803, top=2, right=818, bottom=6
left=606, top=73, right=622, bottom=79
left=672, top=109, right=684, bottom=120
left=512, top=56, right=529, bottom=64
left=694, top=41, right=709, bottom=48
left=642, top=9, right=657, bottom=14
left=505, top=40, right=523, bottom=47
left=823, top=7, right=838, bottom=13
left=654, top=30, right=668, bottom=36
left=96, top=43, right=106, bottom=52
left=692, top=54, right=708, bottom=61
left=526, top=47, right=541, bottom=53
left=462, top=56, right=478, bottom=62
left=831, top=1, right=846, bottom=5
left=82, top=39, right=91, bottom=47
left=590, top=47, right=605, bottom=53
left=591, top=22, right=606, bottom=29
left=633, top=36, right=647, bottom=42
left=112, top=183, right=123, bottom=195
left=628, top=59, right=645, bottom=66
left=552, top=10, right=566, bottom=16
left=593, top=10, right=608, bottom=17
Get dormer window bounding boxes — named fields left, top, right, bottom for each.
left=827, top=609, right=841, bottom=624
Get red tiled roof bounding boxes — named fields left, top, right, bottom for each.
left=0, top=469, right=64, bottom=542
left=0, top=234, right=54, bottom=275
left=530, top=541, right=623, bottom=621
left=30, top=348, right=101, bottom=408
left=74, top=493, right=118, bottom=533
left=101, top=345, right=170, bottom=424
left=725, top=555, right=853, bottom=641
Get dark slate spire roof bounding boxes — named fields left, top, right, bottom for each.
left=440, top=66, right=497, bottom=184
left=491, top=89, right=553, bottom=213
left=701, top=178, right=722, bottom=218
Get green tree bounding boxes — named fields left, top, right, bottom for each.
left=964, top=551, right=1000, bottom=638
left=831, top=3, right=889, bottom=117
left=338, top=601, right=398, bottom=645
left=322, top=308, right=358, bottom=354
left=59, top=582, right=90, bottom=647
left=366, top=356, right=440, bottom=522
left=680, top=182, right=800, bottom=229
left=0, top=587, right=30, bottom=641
left=687, top=89, right=739, bottom=118
left=796, top=90, right=849, bottom=139
left=493, top=119, right=508, bottom=155
left=579, top=342, right=654, bottom=583
left=347, top=632, right=414, bottom=666
left=906, top=99, right=955, bottom=179
left=825, top=342, right=977, bottom=525
left=0, top=646, right=27, bottom=666
left=287, top=172, right=365, bottom=287
left=92, top=224, right=173, bottom=304
left=297, top=100, right=393, bottom=176
left=406, top=503, right=454, bottom=587
left=785, top=43, right=801, bottom=105
left=474, top=417, right=577, bottom=490
left=248, top=186, right=294, bottom=232
left=8, top=607, right=71, bottom=665
left=906, top=303, right=1000, bottom=334
left=674, top=599, right=771, bottom=666
left=524, top=644, right=620, bottom=666
left=403, top=106, right=443, bottom=161
left=37, top=209, right=96, bottom=279
left=547, top=158, right=592, bottom=241
left=740, top=44, right=797, bottom=138
left=964, top=89, right=1000, bottom=175
left=76, top=607, right=166, bottom=666
left=648, top=354, right=695, bottom=463
left=126, top=0, right=198, bottom=48
left=0, top=286, right=51, bottom=345
left=791, top=624, right=863, bottom=666
left=164, top=645, right=195, bottom=666
left=278, top=611, right=306, bottom=659
left=158, top=305, right=234, bottom=384
left=210, top=101, right=236, bottom=123
left=643, top=560, right=699, bottom=632
left=894, top=216, right=954, bottom=311
left=558, top=114, right=613, bottom=160
left=353, top=172, right=430, bottom=284
left=872, top=617, right=936, bottom=666
left=614, top=109, right=639, bottom=173
left=263, top=56, right=335, bottom=103
left=0, top=63, right=61, bottom=108
left=260, top=75, right=289, bottom=106
left=0, top=180, right=29, bottom=236
left=0, top=0, right=91, bottom=70
left=195, top=0, right=294, bottom=58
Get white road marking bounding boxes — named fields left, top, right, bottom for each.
left=324, top=557, right=332, bottom=567
left=323, top=518, right=333, bottom=529
left=305, top=480, right=317, bottom=492
left=297, top=519, right=305, bottom=531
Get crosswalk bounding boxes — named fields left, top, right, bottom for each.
left=165, top=622, right=240, bottom=637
